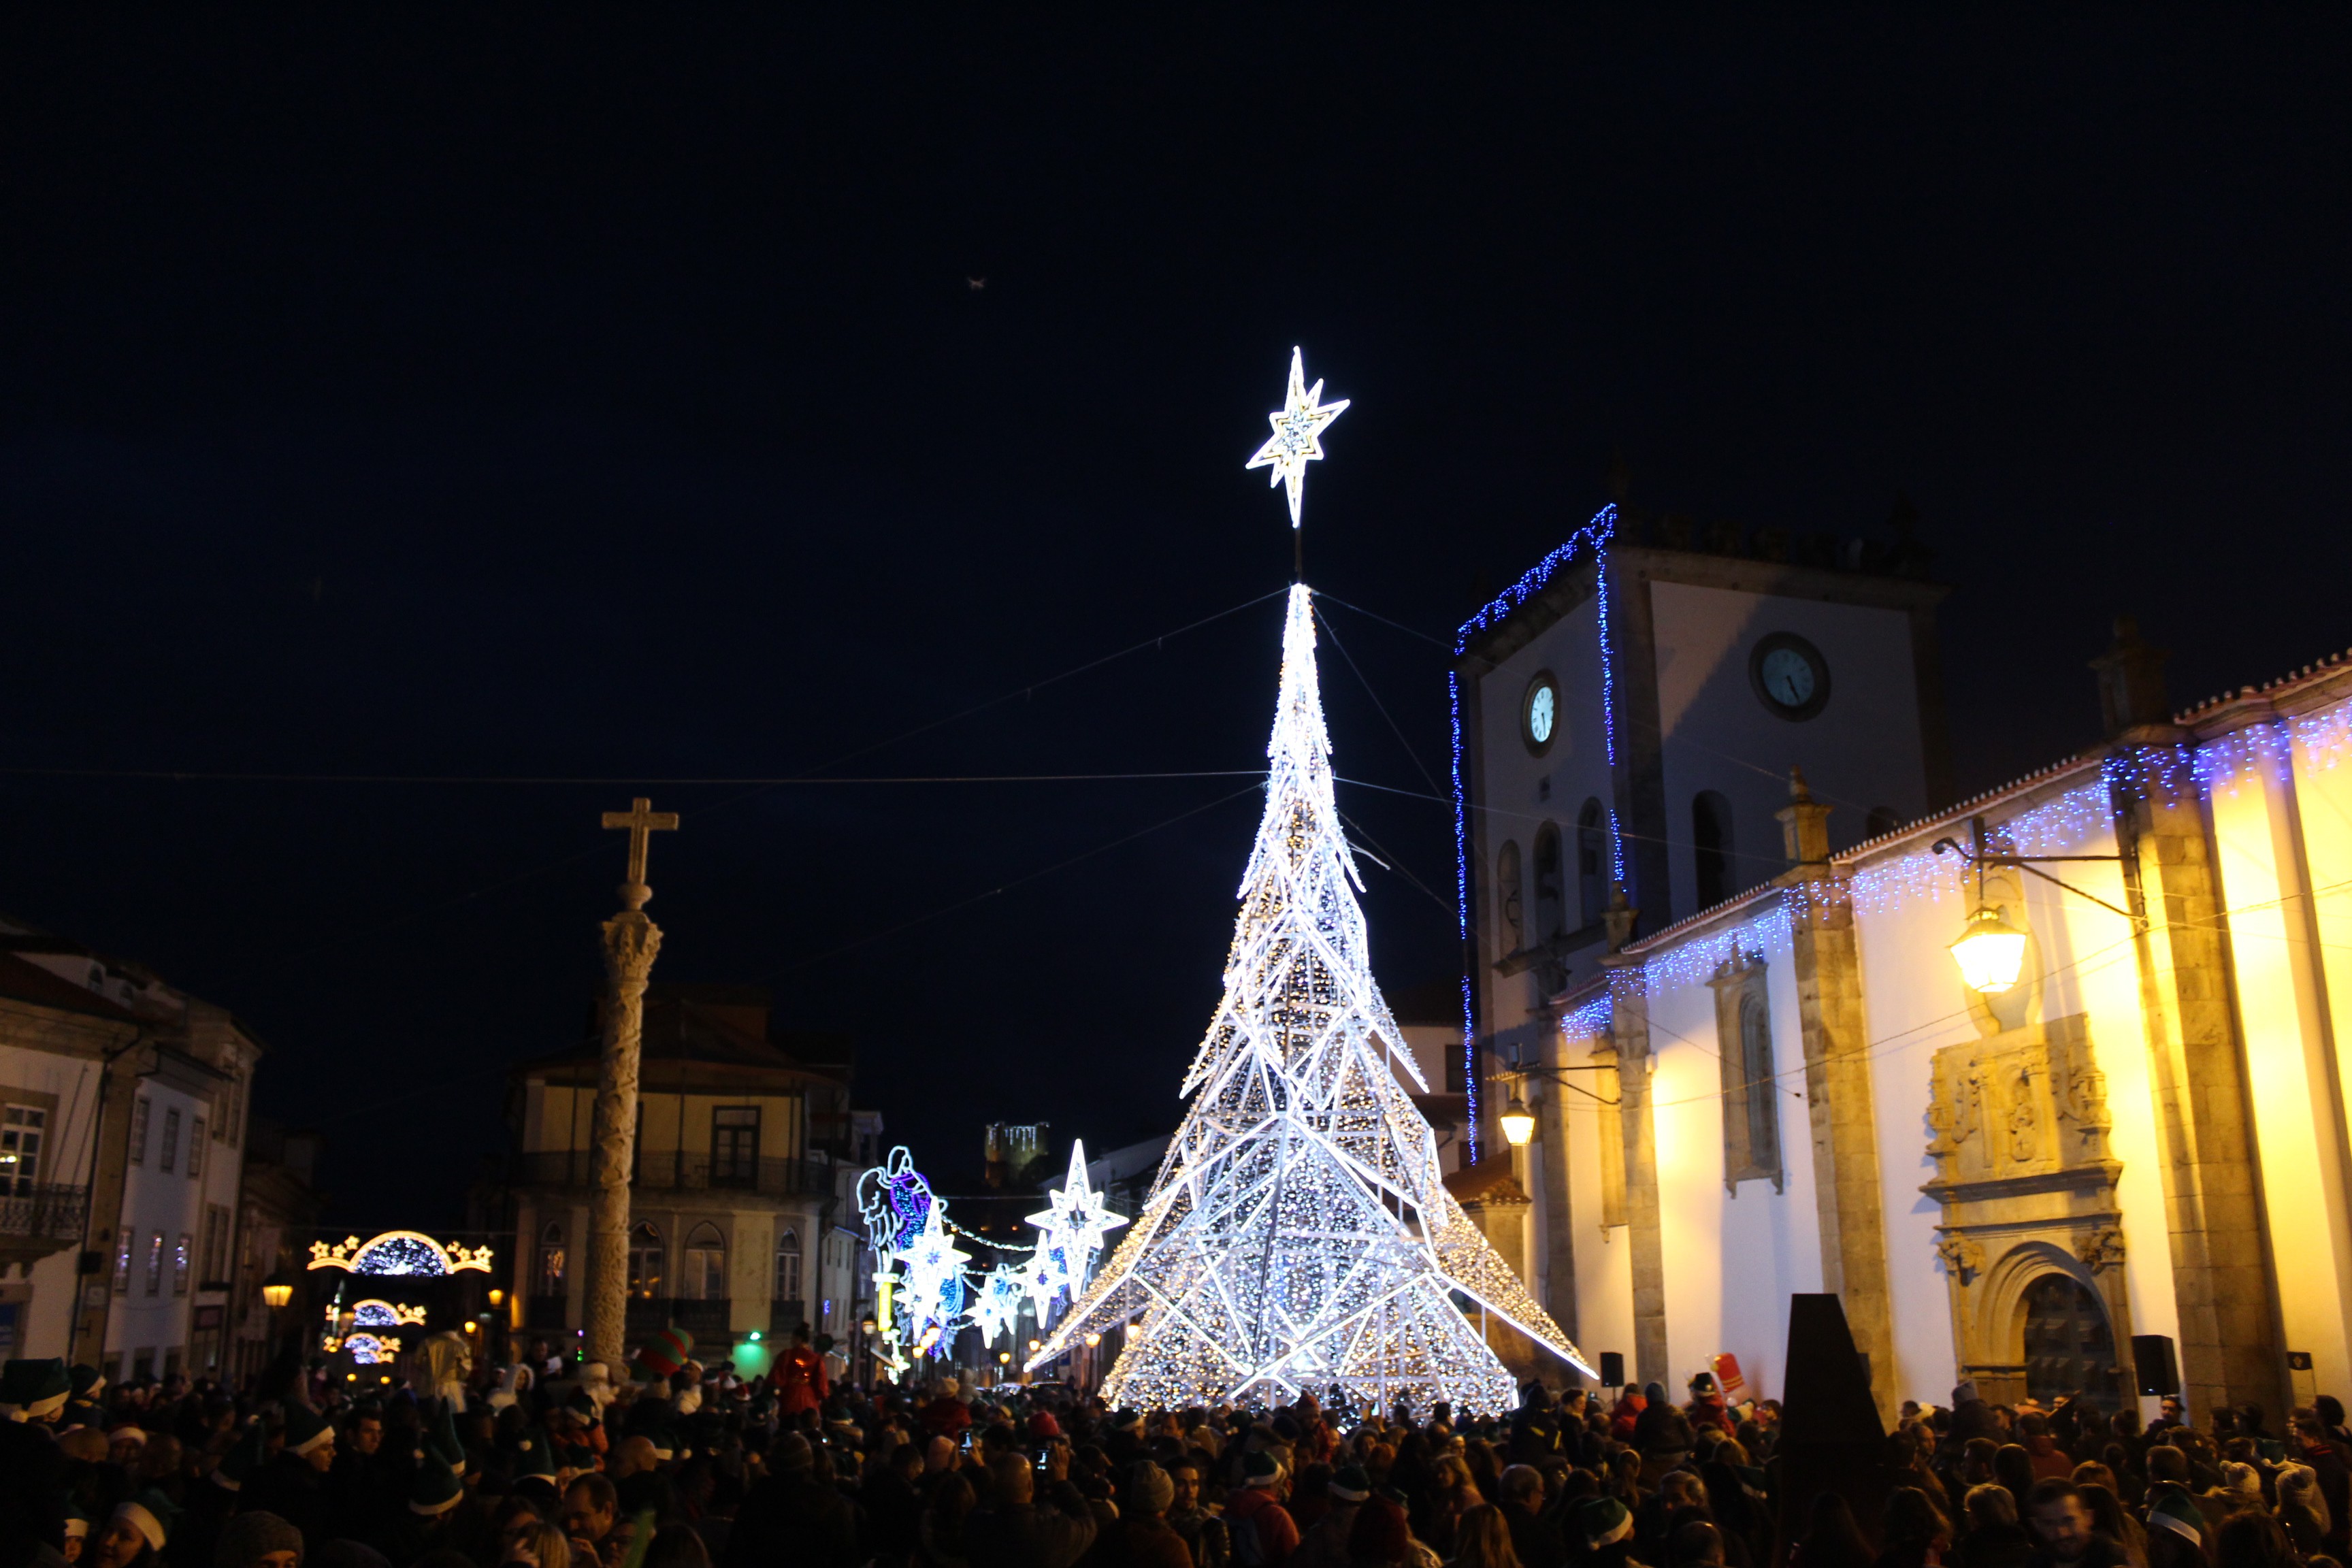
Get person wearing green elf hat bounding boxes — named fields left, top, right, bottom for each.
left=370, top=1453, right=463, bottom=1568
left=0, top=1356, right=71, bottom=1422
left=0, top=1358, right=72, bottom=1568
left=240, top=1407, right=336, bottom=1552
left=92, top=1490, right=180, bottom=1568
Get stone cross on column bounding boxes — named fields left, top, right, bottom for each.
left=584, top=798, right=677, bottom=1374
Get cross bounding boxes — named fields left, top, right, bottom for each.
left=602, top=797, right=679, bottom=892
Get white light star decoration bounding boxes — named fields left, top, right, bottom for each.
left=896, top=1213, right=971, bottom=1344
left=968, top=1265, right=1028, bottom=1348
left=1025, top=1139, right=1129, bottom=1303
left=1245, top=346, right=1350, bottom=528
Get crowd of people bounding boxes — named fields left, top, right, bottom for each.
left=3, top=1331, right=2349, bottom=1568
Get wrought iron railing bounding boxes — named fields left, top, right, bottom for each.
left=0, top=1184, right=88, bottom=1241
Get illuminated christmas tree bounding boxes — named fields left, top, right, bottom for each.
left=1029, top=581, right=1593, bottom=1414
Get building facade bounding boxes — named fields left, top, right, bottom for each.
left=0, top=919, right=263, bottom=1384
left=1463, top=508, right=2352, bottom=1421
left=491, top=983, right=873, bottom=1371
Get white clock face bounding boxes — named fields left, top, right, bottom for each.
left=1759, top=647, right=1816, bottom=708
left=1528, top=684, right=1556, bottom=745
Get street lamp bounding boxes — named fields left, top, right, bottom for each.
left=1499, top=1090, right=1536, bottom=1147
left=487, top=1288, right=505, bottom=1309
left=261, top=1273, right=294, bottom=1309
left=1948, top=906, right=2029, bottom=996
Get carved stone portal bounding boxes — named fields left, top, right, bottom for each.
left=1923, top=1013, right=2133, bottom=1407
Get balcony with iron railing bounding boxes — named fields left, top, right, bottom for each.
left=0, top=1183, right=89, bottom=1251
left=510, top=1150, right=835, bottom=1200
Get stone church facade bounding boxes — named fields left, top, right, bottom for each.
left=1458, top=501, right=2345, bottom=1422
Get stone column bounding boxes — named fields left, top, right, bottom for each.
left=1777, top=771, right=1899, bottom=1420
left=585, top=904, right=662, bottom=1373
left=2110, top=746, right=2286, bottom=1415
left=1535, top=1030, right=1580, bottom=1343
left=1602, top=956, right=1669, bottom=1386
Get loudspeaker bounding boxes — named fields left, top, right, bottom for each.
left=1599, top=1351, right=1625, bottom=1388
left=2132, top=1335, right=2180, bottom=1397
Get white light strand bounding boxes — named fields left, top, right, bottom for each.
left=1028, top=586, right=1593, bottom=1414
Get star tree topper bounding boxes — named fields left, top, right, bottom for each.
left=1245, top=346, right=1350, bottom=528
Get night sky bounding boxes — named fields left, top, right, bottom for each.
left=4, top=12, right=2346, bottom=1224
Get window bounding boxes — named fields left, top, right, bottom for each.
left=201, top=1205, right=230, bottom=1284
left=1, top=1106, right=46, bottom=1196
left=145, top=1232, right=164, bottom=1296
left=129, top=1098, right=150, bottom=1166
left=188, top=1120, right=204, bottom=1179
left=538, top=1223, right=566, bottom=1296
left=1576, top=799, right=1607, bottom=927
left=1494, top=842, right=1523, bottom=949
left=114, top=1232, right=131, bottom=1294
left=1693, top=791, right=1735, bottom=909
left=159, top=1108, right=181, bottom=1175
left=684, top=1223, right=728, bottom=1301
left=712, top=1107, right=760, bottom=1187
left=774, top=1228, right=802, bottom=1305
left=224, top=1071, right=244, bottom=1145
left=627, top=1222, right=663, bottom=1299
left=1710, top=955, right=1783, bottom=1192
left=174, top=1234, right=191, bottom=1296
left=1531, top=823, right=1565, bottom=944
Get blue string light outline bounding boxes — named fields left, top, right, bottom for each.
left=1450, top=504, right=1620, bottom=1163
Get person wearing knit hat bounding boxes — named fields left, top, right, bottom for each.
left=63, top=1508, right=90, bottom=1565
left=94, top=1490, right=180, bottom=1568
left=214, top=1510, right=304, bottom=1568
left=1100, top=1462, right=1189, bottom=1568
left=1, top=1356, right=72, bottom=1422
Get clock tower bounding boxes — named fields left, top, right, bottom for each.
left=1456, top=501, right=1950, bottom=1064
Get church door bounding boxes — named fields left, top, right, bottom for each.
left=2021, top=1273, right=2122, bottom=1409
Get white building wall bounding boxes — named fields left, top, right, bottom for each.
left=2213, top=756, right=2352, bottom=1394
left=1649, top=581, right=1930, bottom=912
left=1643, top=939, right=1824, bottom=1401
left=0, top=1041, right=105, bottom=1358
left=1557, top=1028, right=1636, bottom=1378
left=1848, top=783, right=2174, bottom=1405
left=108, top=1077, right=212, bottom=1376
left=1475, top=594, right=1613, bottom=1030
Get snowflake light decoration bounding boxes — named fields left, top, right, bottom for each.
left=1027, top=586, right=1594, bottom=1414
left=1026, top=1139, right=1127, bottom=1299
left=1245, top=346, right=1350, bottom=528
left=968, top=1265, right=1028, bottom=1347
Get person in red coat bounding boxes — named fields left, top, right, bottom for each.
left=776, top=1325, right=830, bottom=1418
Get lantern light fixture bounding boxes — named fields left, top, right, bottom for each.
left=1948, top=905, right=2030, bottom=996
left=261, top=1273, right=294, bottom=1310
left=1499, top=1090, right=1536, bottom=1147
